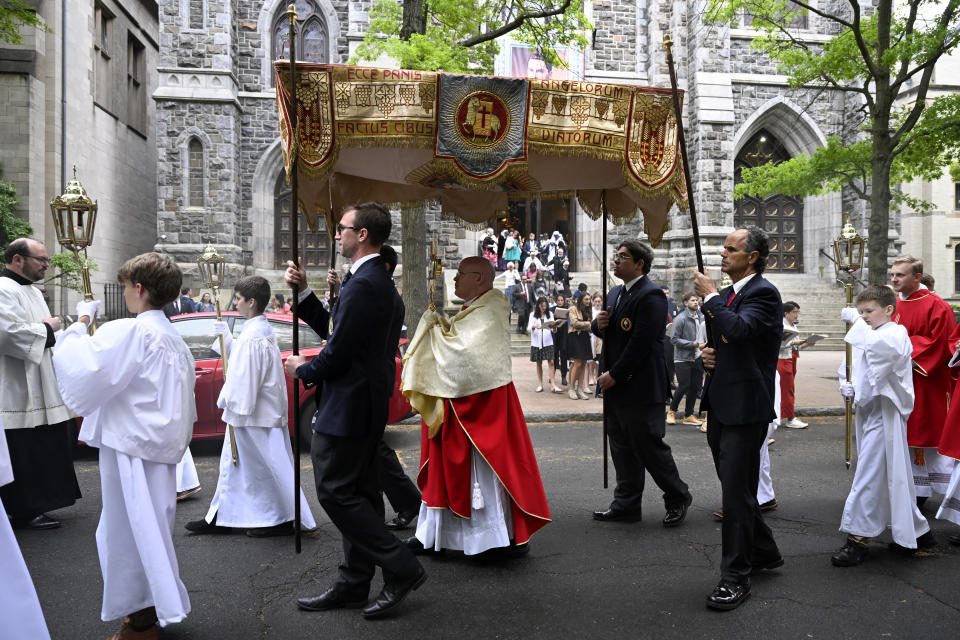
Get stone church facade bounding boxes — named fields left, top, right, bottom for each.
left=154, top=0, right=865, bottom=296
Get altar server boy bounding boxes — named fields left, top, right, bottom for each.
left=831, top=285, right=932, bottom=567
left=53, top=252, right=195, bottom=639
left=185, top=275, right=316, bottom=537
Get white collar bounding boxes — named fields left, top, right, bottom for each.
left=732, top=273, right=757, bottom=294
left=623, top=275, right=643, bottom=291
left=899, top=283, right=927, bottom=300
left=350, top=253, right=378, bottom=274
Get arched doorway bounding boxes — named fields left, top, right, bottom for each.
left=734, top=130, right=803, bottom=272
left=273, top=172, right=331, bottom=268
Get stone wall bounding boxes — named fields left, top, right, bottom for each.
left=590, top=0, right=638, bottom=73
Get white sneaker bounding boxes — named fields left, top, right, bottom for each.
left=784, top=418, right=808, bottom=429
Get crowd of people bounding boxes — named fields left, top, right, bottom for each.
left=5, top=216, right=960, bottom=637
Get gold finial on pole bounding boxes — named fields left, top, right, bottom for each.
left=663, top=33, right=673, bottom=53
left=287, top=3, right=298, bottom=24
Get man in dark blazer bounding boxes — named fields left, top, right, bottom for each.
left=163, top=286, right=195, bottom=317
left=284, top=202, right=425, bottom=620
left=694, top=226, right=783, bottom=611
left=591, top=239, right=692, bottom=527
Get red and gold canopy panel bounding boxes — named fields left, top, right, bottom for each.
left=275, top=63, right=687, bottom=244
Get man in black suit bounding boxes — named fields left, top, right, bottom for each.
left=284, top=202, right=425, bottom=620
left=591, top=240, right=692, bottom=527
left=163, top=286, right=195, bottom=317
left=694, top=226, right=783, bottom=611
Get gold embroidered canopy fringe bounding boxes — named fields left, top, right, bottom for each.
left=274, top=63, right=689, bottom=245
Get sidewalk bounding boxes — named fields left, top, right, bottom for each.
left=511, top=349, right=845, bottom=422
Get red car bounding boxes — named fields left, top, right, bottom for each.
left=170, top=311, right=412, bottom=446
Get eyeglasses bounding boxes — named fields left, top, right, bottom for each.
left=20, top=254, right=50, bottom=265
left=336, top=224, right=362, bottom=234
left=614, top=252, right=634, bottom=262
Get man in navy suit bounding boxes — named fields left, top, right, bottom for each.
left=591, top=240, right=692, bottom=527
left=694, top=226, right=783, bottom=611
left=284, top=202, right=425, bottom=619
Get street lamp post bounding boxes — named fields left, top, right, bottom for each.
left=49, top=166, right=98, bottom=334
left=197, top=242, right=239, bottom=466
left=831, top=219, right=866, bottom=469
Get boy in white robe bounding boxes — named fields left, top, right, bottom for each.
left=185, top=275, right=316, bottom=537
left=52, top=252, right=195, bottom=639
left=832, top=285, right=932, bottom=567
left=0, top=415, right=52, bottom=639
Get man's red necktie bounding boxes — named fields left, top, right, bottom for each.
left=725, top=292, right=736, bottom=307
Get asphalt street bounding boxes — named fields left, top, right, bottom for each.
left=18, top=417, right=960, bottom=639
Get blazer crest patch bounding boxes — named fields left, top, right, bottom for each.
left=620, top=317, right=633, bottom=332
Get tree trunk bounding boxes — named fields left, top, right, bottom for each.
left=866, top=154, right=893, bottom=285
left=400, top=0, right=428, bottom=40
left=401, top=204, right=429, bottom=334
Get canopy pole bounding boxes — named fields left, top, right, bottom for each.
left=286, top=3, right=302, bottom=555
left=663, top=34, right=704, bottom=274
left=600, top=191, right=609, bottom=489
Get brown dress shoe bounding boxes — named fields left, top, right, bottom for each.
left=106, top=620, right=159, bottom=640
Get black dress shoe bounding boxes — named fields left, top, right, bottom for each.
left=15, top=514, right=60, bottom=530
left=297, top=587, right=367, bottom=612
left=361, top=567, right=427, bottom=619
left=403, top=535, right=444, bottom=556
left=831, top=540, right=869, bottom=566
left=592, top=508, right=642, bottom=523
left=706, top=581, right=750, bottom=610
left=888, top=530, right=937, bottom=555
left=184, top=516, right=230, bottom=534
left=750, top=556, right=784, bottom=575
left=663, top=494, right=693, bottom=528
left=472, top=541, right=530, bottom=562
left=385, top=512, right=417, bottom=531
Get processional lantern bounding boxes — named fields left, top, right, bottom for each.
left=832, top=219, right=866, bottom=276
left=49, top=166, right=99, bottom=332
left=197, top=242, right=238, bottom=465
left=831, top=216, right=866, bottom=470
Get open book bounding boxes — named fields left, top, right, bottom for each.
left=802, top=333, right=827, bottom=345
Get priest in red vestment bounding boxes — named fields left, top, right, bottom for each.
left=401, top=256, right=550, bottom=556
left=890, top=256, right=957, bottom=499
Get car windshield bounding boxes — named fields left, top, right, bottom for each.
left=173, top=317, right=221, bottom=360
left=233, top=317, right=323, bottom=351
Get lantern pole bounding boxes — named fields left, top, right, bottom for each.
left=286, top=2, right=303, bottom=554
left=197, top=243, right=238, bottom=466
left=600, top=192, right=609, bottom=489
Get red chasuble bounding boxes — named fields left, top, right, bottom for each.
left=416, top=382, right=551, bottom=545
left=940, top=323, right=960, bottom=460
left=894, top=289, right=955, bottom=447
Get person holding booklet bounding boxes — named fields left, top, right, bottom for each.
left=528, top=296, right=561, bottom=393
left=778, top=301, right=814, bottom=429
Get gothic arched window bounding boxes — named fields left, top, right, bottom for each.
left=272, top=1, right=328, bottom=78
left=187, top=138, right=205, bottom=208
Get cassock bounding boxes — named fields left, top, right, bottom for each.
left=839, top=319, right=929, bottom=547
left=0, top=270, right=80, bottom=520
left=402, top=289, right=550, bottom=554
left=202, top=315, right=316, bottom=529
left=176, top=447, right=200, bottom=493
left=894, top=286, right=956, bottom=496
left=53, top=310, right=195, bottom=626
left=0, top=416, right=51, bottom=639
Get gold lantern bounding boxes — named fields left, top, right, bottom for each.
left=197, top=243, right=238, bottom=465
left=49, top=166, right=99, bottom=332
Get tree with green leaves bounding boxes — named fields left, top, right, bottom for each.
left=708, top=0, right=960, bottom=283
left=0, top=0, right=47, bottom=45
left=352, top=0, right=590, bottom=326
left=353, top=0, right=590, bottom=74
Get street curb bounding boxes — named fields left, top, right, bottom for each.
left=398, top=407, right=847, bottom=425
